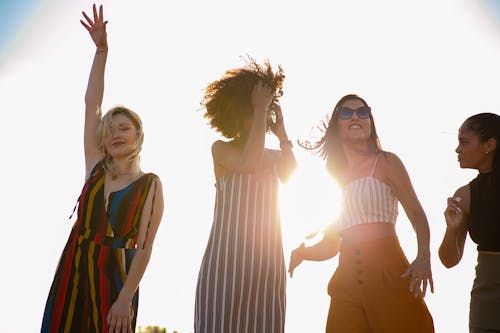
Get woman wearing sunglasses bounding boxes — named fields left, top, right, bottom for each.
left=289, top=94, right=434, bottom=332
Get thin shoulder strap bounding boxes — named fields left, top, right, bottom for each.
left=141, top=175, right=158, bottom=250
left=370, top=153, right=382, bottom=176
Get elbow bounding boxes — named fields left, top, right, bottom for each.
left=278, top=161, right=298, bottom=184
left=438, top=248, right=460, bottom=269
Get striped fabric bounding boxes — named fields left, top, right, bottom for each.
left=339, top=154, right=398, bottom=233
left=195, top=159, right=286, bottom=333
left=41, top=161, right=157, bottom=333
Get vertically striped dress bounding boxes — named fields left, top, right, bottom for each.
left=195, top=152, right=286, bottom=333
left=41, top=161, right=157, bottom=333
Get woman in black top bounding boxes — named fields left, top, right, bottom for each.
left=439, top=112, right=500, bottom=333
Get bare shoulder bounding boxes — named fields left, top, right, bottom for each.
left=377, top=151, right=406, bottom=178
left=381, top=151, right=403, bottom=166
left=211, top=140, right=235, bottom=158
left=454, top=184, right=470, bottom=212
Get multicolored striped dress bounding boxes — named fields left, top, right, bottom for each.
left=195, top=151, right=286, bottom=333
left=41, top=161, right=157, bottom=333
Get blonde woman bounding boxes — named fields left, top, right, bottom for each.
left=41, top=5, right=163, bottom=333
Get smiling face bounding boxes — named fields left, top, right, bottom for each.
left=337, top=98, right=372, bottom=143
left=103, top=113, right=139, bottom=159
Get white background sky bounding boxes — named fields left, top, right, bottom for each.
left=1, top=1, right=500, bottom=332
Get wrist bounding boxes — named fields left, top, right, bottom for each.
left=117, top=290, right=133, bottom=303
left=416, top=250, right=431, bottom=261
left=96, top=45, right=108, bottom=53
left=279, top=139, right=293, bottom=149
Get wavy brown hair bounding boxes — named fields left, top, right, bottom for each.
left=202, top=57, right=285, bottom=139
left=300, top=94, right=382, bottom=178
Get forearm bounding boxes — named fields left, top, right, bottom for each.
left=412, top=212, right=431, bottom=259
left=84, top=46, right=108, bottom=108
left=240, top=111, right=266, bottom=168
left=117, top=248, right=152, bottom=302
left=303, top=238, right=339, bottom=262
left=438, top=228, right=463, bottom=268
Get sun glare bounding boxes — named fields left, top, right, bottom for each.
left=279, top=151, right=341, bottom=248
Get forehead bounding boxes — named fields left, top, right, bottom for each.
left=458, top=128, right=479, bottom=140
left=111, top=113, right=133, bottom=125
left=340, top=99, right=365, bottom=109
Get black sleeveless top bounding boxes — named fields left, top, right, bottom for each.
left=468, top=172, right=500, bottom=251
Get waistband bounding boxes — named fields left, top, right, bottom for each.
left=339, top=235, right=402, bottom=259
left=77, top=229, right=137, bottom=249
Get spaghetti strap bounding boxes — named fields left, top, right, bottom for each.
left=370, top=153, right=382, bottom=176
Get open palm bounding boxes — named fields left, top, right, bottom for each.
left=80, top=4, right=108, bottom=48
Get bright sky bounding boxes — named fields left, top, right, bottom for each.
left=2, top=1, right=500, bottom=332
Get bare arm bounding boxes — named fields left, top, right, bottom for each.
left=272, top=103, right=297, bottom=183
left=438, top=186, right=469, bottom=268
left=80, top=4, right=108, bottom=177
left=385, top=152, right=434, bottom=297
left=106, top=177, right=164, bottom=333
left=212, top=82, right=272, bottom=177
left=288, top=224, right=340, bottom=278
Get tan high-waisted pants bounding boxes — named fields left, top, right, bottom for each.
left=326, top=236, right=434, bottom=333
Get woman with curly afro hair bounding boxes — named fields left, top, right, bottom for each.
left=194, top=58, right=297, bottom=333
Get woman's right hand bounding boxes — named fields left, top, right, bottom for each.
left=251, top=81, right=273, bottom=115
left=288, top=242, right=306, bottom=278
left=80, top=4, right=108, bottom=49
left=444, top=196, right=463, bottom=230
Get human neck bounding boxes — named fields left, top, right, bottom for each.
left=343, top=143, right=373, bottom=165
left=111, top=157, right=139, bottom=176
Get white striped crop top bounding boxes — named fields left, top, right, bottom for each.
left=338, top=154, right=398, bottom=233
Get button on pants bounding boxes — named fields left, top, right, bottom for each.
left=326, top=236, right=434, bottom=333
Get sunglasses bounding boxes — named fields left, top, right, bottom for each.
left=337, top=106, right=371, bottom=120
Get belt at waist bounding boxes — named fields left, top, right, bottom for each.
left=77, top=229, right=137, bottom=249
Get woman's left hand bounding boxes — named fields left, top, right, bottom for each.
left=107, top=297, right=133, bottom=333
left=401, top=255, right=434, bottom=298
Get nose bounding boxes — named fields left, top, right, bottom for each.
left=455, top=145, right=460, bottom=154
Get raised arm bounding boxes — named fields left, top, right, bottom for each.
left=212, top=81, right=272, bottom=176
left=106, top=177, right=164, bottom=333
left=80, top=4, right=108, bottom=177
left=271, top=103, right=297, bottom=183
left=438, top=186, right=469, bottom=268
left=384, top=152, right=434, bottom=297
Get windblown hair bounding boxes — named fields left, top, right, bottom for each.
left=202, top=57, right=285, bottom=139
left=462, top=112, right=500, bottom=178
left=300, top=94, right=382, bottom=178
left=97, top=105, right=144, bottom=179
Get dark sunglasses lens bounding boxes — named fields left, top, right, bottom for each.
left=357, top=107, right=371, bottom=119
left=339, top=108, right=353, bottom=119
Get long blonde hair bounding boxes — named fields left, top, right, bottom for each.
left=97, top=105, right=144, bottom=179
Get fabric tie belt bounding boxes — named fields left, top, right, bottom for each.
left=77, top=229, right=137, bottom=249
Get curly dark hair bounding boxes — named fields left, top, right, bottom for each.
left=300, top=94, right=382, bottom=178
left=202, top=57, right=285, bottom=139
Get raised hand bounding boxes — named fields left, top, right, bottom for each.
left=80, top=4, right=108, bottom=49
left=251, top=81, right=273, bottom=115
left=444, top=196, right=464, bottom=230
